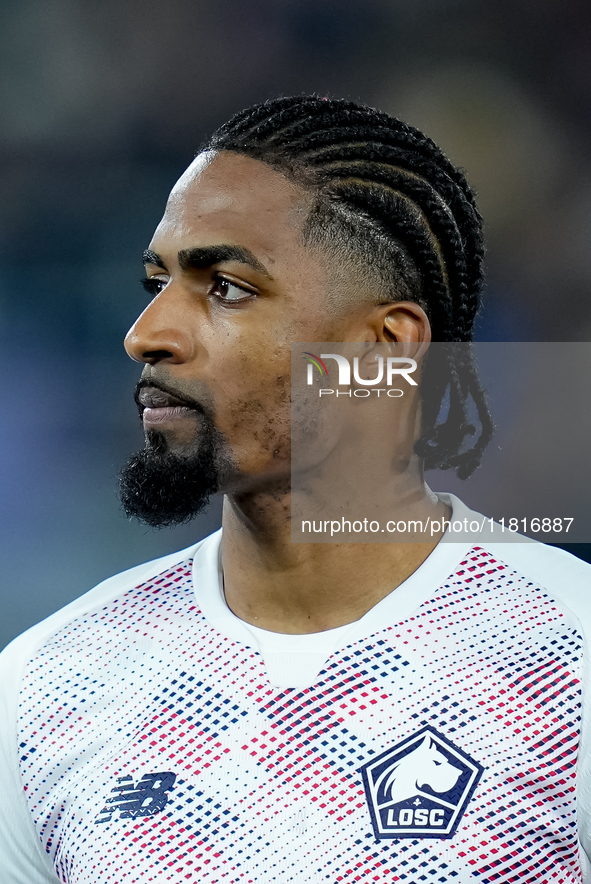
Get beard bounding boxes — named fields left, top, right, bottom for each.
left=119, top=414, right=228, bottom=529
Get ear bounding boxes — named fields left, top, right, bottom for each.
left=367, top=301, right=432, bottom=345
left=364, top=301, right=431, bottom=363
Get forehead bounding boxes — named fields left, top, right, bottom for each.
left=152, top=150, right=311, bottom=257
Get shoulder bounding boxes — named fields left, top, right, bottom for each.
left=0, top=531, right=220, bottom=676
left=440, top=493, right=591, bottom=627
left=483, top=540, right=591, bottom=625
left=486, top=537, right=591, bottom=585
left=0, top=529, right=219, bottom=881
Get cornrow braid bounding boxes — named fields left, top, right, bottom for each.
left=205, top=95, right=494, bottom=478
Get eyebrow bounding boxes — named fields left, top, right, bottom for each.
left=142, top=245, right=271, bottom=278
left=143, top=249, right=166, bottom=269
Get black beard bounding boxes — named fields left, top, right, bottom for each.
left=119, top=421, right=225, bottom=529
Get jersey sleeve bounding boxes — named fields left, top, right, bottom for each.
left=0, top=633, right=59, bottom=883
left=0, top=541, right=204, bottom=883
left=490, top=540, right=591, bottom=869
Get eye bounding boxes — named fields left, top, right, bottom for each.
left=212, top=276, right=255, bottom=304
left=140, top=275, right=167, bottom=297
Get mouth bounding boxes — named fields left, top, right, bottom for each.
left=136, top=383, right=201, bottom=429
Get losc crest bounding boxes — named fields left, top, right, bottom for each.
left=359, top=726, right=483, bottom=839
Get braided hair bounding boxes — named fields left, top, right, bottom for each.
left=205, top=95, right=494, bottom=479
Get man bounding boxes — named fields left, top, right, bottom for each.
left=1, top=96, right=589, bottom=883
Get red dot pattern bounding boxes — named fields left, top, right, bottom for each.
left=17, top=548, right=583, bottom=883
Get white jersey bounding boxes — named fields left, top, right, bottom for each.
left=2, top=494, right=591, bottom=884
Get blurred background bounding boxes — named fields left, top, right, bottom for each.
left=2, top=0, right=591, bottom=649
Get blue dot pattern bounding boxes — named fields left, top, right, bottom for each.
left=18, top=547, right=583, bottom=883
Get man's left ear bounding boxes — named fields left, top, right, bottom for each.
left=369, top=301, right=431, bottom=359
left=370, top=301, right=432, bottom=344
left=362, top=301, right=431, bottom=363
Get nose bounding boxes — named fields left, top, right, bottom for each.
left=124, top=289, right=195, bottom=365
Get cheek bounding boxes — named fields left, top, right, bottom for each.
left=217, top=369, right=292, bottom=459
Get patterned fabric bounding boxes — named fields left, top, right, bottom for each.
left=17, top=547, right=583, bottom=884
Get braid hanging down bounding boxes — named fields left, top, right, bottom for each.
left=205, top=95, right=494, bottom=479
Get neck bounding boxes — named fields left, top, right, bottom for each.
left=220, top=472, right=449, bottom=634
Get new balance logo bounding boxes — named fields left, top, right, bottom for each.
left=95, top=772, right=176, bottom=824
left=360, top=726, right=483, bottom=839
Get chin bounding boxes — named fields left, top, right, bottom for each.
left=120, top=424, right=230, bottom=528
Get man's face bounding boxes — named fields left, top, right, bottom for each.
left=122, top=150, right=368, bottom=523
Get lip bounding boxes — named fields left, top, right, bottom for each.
left=137, top=385, right=199, bottom=427
left=142, top=405, right=197, bottom=427
left=138, top=386, right=191, bottom=409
